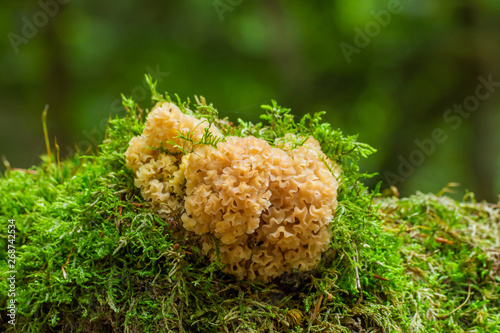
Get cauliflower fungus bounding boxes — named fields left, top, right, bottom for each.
left=125, top=101, right=340, bottom=282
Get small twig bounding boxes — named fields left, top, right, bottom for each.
left=54, top=137, right=61, bottom=178
left=42, top=105, right=52, bottom=164
left=435, top=237, right=454, bottom=245
left=354, top=245, right=361, bottom=291
left=390, top=185, right=400, bottom=198
left=310, top=295, right=323, bottom=323
left=241, top=283, right=253, bottom=296
left=11, top=168, right=39, bottom=174
left=439, top=280, right=471, bottom=320
left=2, top=156, right=11, bottom=171
left=436, top=182, right=460, bottom=197
left=116, top=217, right=121, bottom=234
left=61, top=246, right=74, bottom=280
left=372, top=273, right=389, bottom=281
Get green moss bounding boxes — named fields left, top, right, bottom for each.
left=1, top=77, right=499, bottom=332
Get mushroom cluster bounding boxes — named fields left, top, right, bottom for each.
left=125, top=102, right=340, bottom=281
left=125, top=102, right=220, bottom=214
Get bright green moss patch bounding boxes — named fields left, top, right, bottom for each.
left=1, top=78, right=499, bottom=332
left=381, top=192, right=500, bottom=332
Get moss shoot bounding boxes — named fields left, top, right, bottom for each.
left=1, top=77, right=499, bottom=332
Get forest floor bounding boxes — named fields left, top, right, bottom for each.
left=1, top=81, right=499, bottom=332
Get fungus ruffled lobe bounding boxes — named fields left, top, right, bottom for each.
left=125, top=101, right=340, bottom=282
left=125, top=102, right=219, bottom=214
left=182, top=135, right=339, bottom=281
left=142, top=102, right=221, bottom=154
left=182, top=136, right=273, bottom=244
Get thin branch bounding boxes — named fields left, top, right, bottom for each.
left=439, top=280, right=471, bottom=320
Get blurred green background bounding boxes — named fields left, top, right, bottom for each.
left=1, top=0, right=500, bottom=201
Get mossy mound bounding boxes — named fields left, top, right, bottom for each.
left=1, top=78, right=499, bottom=332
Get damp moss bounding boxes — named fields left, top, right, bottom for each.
left=1, top=77, right=499, bottom=332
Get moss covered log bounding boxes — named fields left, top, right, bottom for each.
left=1, top=78, right=499, bottom=332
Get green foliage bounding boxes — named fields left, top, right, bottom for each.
left=381, top=192, right=500, bottom=332
left=1, top=80, right=499, bottom=332
left=172, top=121, right=225, bottom=154
left=235, top=100, right=376, bottom=189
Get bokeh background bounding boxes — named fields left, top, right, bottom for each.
left=1, top=0, right=500, bottom=201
